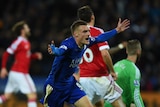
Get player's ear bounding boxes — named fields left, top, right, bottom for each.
left=126, top=49, right=128, bottom=54
left=91, top=15, right=95, bottom=21
left=137, top=49, right=141, bottom=55
left=75, top=34, right=78, bottom=37
left=73, top=32, right=78, bottom=37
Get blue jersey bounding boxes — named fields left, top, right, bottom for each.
left=48, top=37, right=86, bottom=88
left=40, top=29, right=117, bottom=107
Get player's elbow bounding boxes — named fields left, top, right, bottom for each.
left=101, top=49, right=110, bottom=57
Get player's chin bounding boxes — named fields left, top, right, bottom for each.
left=84, top=40, right=90, bottom=45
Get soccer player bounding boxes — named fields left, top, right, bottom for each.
left=75, top=5, right=126, bottom=107
left=0, top=21, right=42, bottom=107
left=113, top=39, right=145, bottom=107
left=41, top=19, right=130, bottom=107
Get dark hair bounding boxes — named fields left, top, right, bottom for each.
left=77, top=5, right=93, bottom=23
left=70, top=20, right=87, bottom=34
left=12, top=21, right=27, bottom=36
left=126, top=39, right=141, bottom=55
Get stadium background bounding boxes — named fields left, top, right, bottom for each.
left=0, top=0, right=160, bottom=106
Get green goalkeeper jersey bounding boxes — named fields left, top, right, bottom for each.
left=114, top=59, right=144, bottom=107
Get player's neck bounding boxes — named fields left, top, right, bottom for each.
left=127, top=55, right=137, bottom=63
left=89, top=15, right=95, bottom=26
left=21, top=34, right=28, bottom=39
left=75, top=40, right=83, bottom=49
left=87, top=21, right=94, bottom=26
left=77, top=44, right=84, bottom=49
left=87, top=22, right=94, bottom=26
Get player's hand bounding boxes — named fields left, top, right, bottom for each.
left=116, top=18, right=130, bottom=33
left=35, top=52, right=43, bottom=60
left=48, top=40, right=54, bottom=54
left=110, top=71, right=117, bottom=80
left=0, top=68, right=8, bottom=79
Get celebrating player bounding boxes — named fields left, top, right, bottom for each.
left=0, top=21, right=42, bottom=107
left=73, top=5, right=126, bottom=107
left=42, top=19, right=129, bottom=107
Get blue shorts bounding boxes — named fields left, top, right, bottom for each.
left=40, top=79, right=86, bottom=107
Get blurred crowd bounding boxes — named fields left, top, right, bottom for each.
left=0, top=0, right=160, bottom=91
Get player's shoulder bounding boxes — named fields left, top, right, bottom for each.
left=11, top=36, right=27, bottom=45
left=115, top=59, right=135, bottom=69
left=89, top=26, right=104, bottom=37
left=61, top=36, right=75, bottom=48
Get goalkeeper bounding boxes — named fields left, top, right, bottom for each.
left=113, top=39, right=145, bottom=107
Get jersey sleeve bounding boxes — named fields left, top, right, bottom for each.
left=1, top=51, right=10, bottom=68
left=6, top=40, right=20, bottom=54
left=1, top=40, right=19, bottom=68
left=95, top=27, right=110, bottom=50
left=50, top=41, right=69, bottom=56
left=98, top=41, right=110, bottom=50
left=129, top=66, right=145, bottom=107
left=89, top=29, right=117, bottom=47
left=30, top=53, right=39, bottom=60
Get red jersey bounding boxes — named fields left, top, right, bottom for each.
left=79, top=26, right=110, bottom=77
left=6, top=36, right=31, bottom=73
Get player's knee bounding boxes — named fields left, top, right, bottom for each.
left=26, top=93, right=37, bottom=100
left=94, top=100, right=104, bottom=107
left=111, top=97, right=125, bottom=107
left=74, top=95, right=93, bottom=107
left=4, top=93, right=13, bottom=100
left=0, top=95, right=8, bottom=103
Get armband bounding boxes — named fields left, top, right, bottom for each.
left=50, top=44, right=65, bottom=56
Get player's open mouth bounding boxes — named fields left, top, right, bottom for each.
left=85, top=38, right=89, bottom=40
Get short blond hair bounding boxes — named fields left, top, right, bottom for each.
left=126, top=39, right=141, bottom=55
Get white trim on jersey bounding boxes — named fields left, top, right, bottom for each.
left=89, top=26, right=110, bottom=51
left=7, top=48, right=14, bottom=54
left=6, top=36, right=27, bottom=54
left=99, top=45, right=110, bottom=51
left=134, top=88, right=143, bottom=107
left=134, top=64, right=140, bottom=79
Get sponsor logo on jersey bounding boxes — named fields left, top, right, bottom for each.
left=76, top=82, right=83, bottom=90
left=90, top=36, right=95, bottom=41
left=69, top=58, right=81, bottom=68
left=134, top=80, right=140, bottom=86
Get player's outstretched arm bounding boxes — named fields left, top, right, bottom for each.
left=108, top=41, right=127, bottom=54
left=48, top=40, right=66, bottom=56
left=115, top=18, right=130, bottom=33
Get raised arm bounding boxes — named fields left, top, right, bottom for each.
left=108, top=41, right=127, bottom=54
left=96, top=18, right=130, bottom=42
left=48, top=40, right=66, bottom=56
